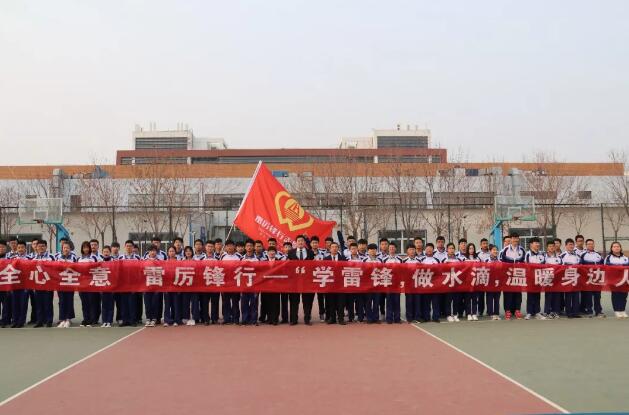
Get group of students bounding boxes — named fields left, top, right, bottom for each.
left=0, top=232, right=628, bottom=329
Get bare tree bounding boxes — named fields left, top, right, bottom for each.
left=0, top=183, right=20, bottom=237
left=607, top=150, right=629, bottom=218
left=385, top=162, right=425, bottom=239
left=566, top=208, right=592, bottom=236
left=604, top=206, right=626, bottom=242
left=522, top=152, right=584, bottom=237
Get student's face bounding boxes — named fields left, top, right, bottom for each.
left=296, top=238, right=305, bottom=249
left=414, top=240, right=423, bottom=251
left=268, top=240, right=276, bottom=247
left=368, top=248, right=377, bottom=257
left=490, top=247, right=498, bottom=256
left=17, top=244, right=27, bottom=255
left=148, top=250, right=157, bottom=259
left=436, top=240, right=444, bottom=249
left=194, top=242, right=203, bottom=252
left=379, top=242, right=388, bottom=252
left=576, top=238, right=584, bottom=248
left=566, top=242, right=575, bottom=251
left=283, top=245, right=291, bottom=254
left=407, top=247, right=416, bottom=257
left=358, top=243, right=367, bottom=252
left=125, top=243, right=134, bottom=254
left=350, top=246, right=358, bottom=256
left=503, top=238, right=511, bottom=247
left=31, top=241, right=38, bottom=250
left=481, top=241, right=488, bottom=250
left=236, top=246, right=245, bottom=253
left=111, top=246, right=120, bottom=255
left=458, top=242, right=466, bottom=252
left=102, top=248, right=111, bottom=257
left=255, top=243, right=264, bottom=253
left=214, top=242, right=223, bottom=252
left=174, top=240, right=182, bottom=250
left=330, top=244, right=339, bottom=255
left=226, top=244, right=235, bottom=254
left=168, top=249, right=177, bottom=259
left=547, top=244, right=555, bottom=254
left=388, top=245, right=396, bottom=255
left=153, top=241, right=161, bottom=249
left=611, top=244, right=621, bottom=255
left=325, top=240, right=332, bottom=250
left=586, top=240, right=594, bottom=251
left=447, top=245, right=455, bottom=255
left=0, top=245, right=6, bottom=255
left=90, top=242, right=99, bottom=253
left=531, top=242, right=539, bottom=252
left=310, top=240, right=319, bottom=250
left=510, top=238, right=519, bottom=247
left=8, top=240, right=17, bottom=251
left=425, top=246, right=433, bottom=255
left=205, top=244, right=214, bottom=254
left=554, top=241, right=562, bottom=250
left=268, top=251, right=276, bottom=259
left=37, top=243, right=46, bottom=254
left=245, top=243, right=254, bottom=254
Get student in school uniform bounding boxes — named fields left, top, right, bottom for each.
left=580, top=239, right=605, bottom=317
left=0, top=240, right=12, bottom=328
left=263, top=246, right=282, bottom=325
left=382, top=243, right=402, bottom=324
left=280, top=241, right=293, bottom=323
left=543, top=241, right=562, bottom=319
left=346, top=242, right=365, bottom=323
left=443, top=243, right=463, bottom=322
left=413, top=237, right=425, bottom=259
left=25, top=238, right=39, bottom=325
left=220, top=240, right=242, bottom=325
left=33, top=240, right=55, bottom=328
left=77, top=241, right=98, bottom=327
left=433, top=236, right=448, bottom=318
left=9, top=241, right=30, bottom=328
left=363, top=243, right=383, bottom=324
left=463, top=243, right=480, bottom=321
left=240, top=239, right=260, bottom=325
left=98, top=245, right=117, bottom=328
left=476, top=238, right=490, bottom=316
left=120, top=240, right=141, bottom=327
left=524, top=237, right=546, bottom=320
left=420, top=243, right=441, bottom=323
left=559, top=238, right=582, bottom=318
left=163, top=246, right=183, bottom=326
left=309, top=236, right=327, bottom=322
left=56, top=241, right=77, bottom=328
left=376, top=238, right=389, bottom=318
left=403, top=244, right=422, bottom=323
left=194, top=240, right=211, bottom=325
left=110, top=241, right=124, bottom=324
left=235, top=241, right=245, bottom=258
left=499, top=232, right=526, bottom=320
left=287, top=235, right=315, bottom=325
left=324, top=242, right=347, bottom=324
left=143, top=245, right=163, bottom=327
left=604, top=241, right=629, bottom=318
left=181, top=246, right=200, bottom=326
left=455, top=239, right=468, bottom=261
left=484, top=245, right=502, bottom=320
left=202, top=240, right=221, bottom=325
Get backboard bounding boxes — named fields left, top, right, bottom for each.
left=18, top=198, right=64, bottom=225
left=494, top=195, right=536, bottom=222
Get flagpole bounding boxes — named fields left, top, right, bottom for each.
left=227, top=160, right=263, bottom=240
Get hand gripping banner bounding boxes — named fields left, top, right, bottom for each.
left=0, top=259, right=628, bottom=293
left=233, top=162, right=336, bottom=245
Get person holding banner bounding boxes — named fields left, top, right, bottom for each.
left=605, top=242, right=629, bottom=318
left=383, top=243, right=403, bottom=324
left=524, top=238, right=546, bottom=321
left=33, top=240, right=55, bottom=328
left=309, top=236, right=327, bottom=323
left=287, top=235, right=314, bottom=325
left=443, top=243, right=463, bottom=323
left=241, top=239, right=260, bottom=325
left=265, top=246, right=282, bottom=325
left=324, top=242, right=346, bottom=325
left=559, top=239, right=582, bottom=319
left=363, top=243, right=383, bottom=324
left=499, top=232, right=525, bottom=320
left=163, top=246, right=183, bottom=327
left=484, top=245, right=501, bottom=321
left=120, top=240, right=141, bottom=327
left=220, top=240, right=242, bottom=325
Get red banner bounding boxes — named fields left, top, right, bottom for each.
left=0, top=259, right=628, bottom=293
left=233, top=162, right=336, bottom=245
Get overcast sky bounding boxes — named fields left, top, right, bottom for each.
left=1, top=1, right=628, bottom=166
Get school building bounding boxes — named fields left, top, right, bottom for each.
left=0, top=125, right=627, bottom=253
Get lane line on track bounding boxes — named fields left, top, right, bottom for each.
left=0, top=327, right=145, bottom=407
left=408, top=323, right=570, bottom=414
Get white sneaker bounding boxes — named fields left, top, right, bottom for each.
left=163, top=322, right=169, bottom=327
left=467, top=314, right=473, bottom=321
left=615, top=311, right=623, bottom=318
left=524, top=313, right=532, bottom=320
left=144, top=320, right=151, bottom=327
left=472, top=314, right=478, bottom=321
left=493, top=315, right=501, bottom=321
left=57, top=321, right=65, bottom=328
left=187, top=320, right=196, bottom=326
left=622, top=312, right=629, bottom=318
left=453, top=315, right=460, bottom=322
left=173, top=322, right=178, bottom=326
left=535, top=313, right=547, bottom=320
left=447, top=316, right=454, bottom=322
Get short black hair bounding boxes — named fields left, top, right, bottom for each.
left=174, top=237, right=184, bottom=243
left=509, top=232, right=519, bottom=238
left=585, top=238, right=594, bottom=244
left=530, top=237, right=540, bottom=244
left=0, top=240, right=6, bottom=246
left=425, top=243, right=434, bottom=249
left=111, top=241, right=120, bottom=248
left=17, top=240, right=26, bottom=246
left=575, top=234, right=585, bottom=241
left=148, top=245, right=157, bottom=252
left=349, top=242, right=358, bottom=248
left=367, top=243, right=378, bottom=250
left=325, top=237, right=334, bottom=242
left=480, top=238, right=488, bottom=243
left=214, top=238, right=223, bottom=244
left=406, top=244, right=415, bottom=251
left=413, top=237, right=424, bottom=242
left=283, top=242, right=293, bottom=247
left=224, top=239, right=235, bottom=246
left=357, top=239, right=368, bottom=245
left=379, top=238, right=389, bottom=243
left=458, top=238, right=467, bottom=244
left=89, top=239, right=99, bottom=244
left=436, top=236, right=445, bottom=242
left=330, top=241, right=339, bottom=247
left=347, top=235, right=356, bottom=240
left=546, top=241, right=555, bottom=247
left=565, top=238, right=575, bottom=245
left=553, top=238, right=562, bottom=244
left=254, top=240, right=263, bottom=245
left=446, top=242, right=455, bottom=249
left=125, top=240, right=134, bottom=246
left=267, top=237, right=277, bottom=243
left=245, top=239, right=255, bottom=245
left=194, top=239, right=203, bottom=245
left=152, top=236, right=161, bottom=242
left=37, top=240, right=47, bottom=246
left=310, top=236, right=319, bottom=242
left=295, top=235, right=306, bottom=241
left=266, top=246, right=277, bottom=252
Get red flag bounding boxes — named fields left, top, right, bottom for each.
left=233, top=162, right=336, bottom=245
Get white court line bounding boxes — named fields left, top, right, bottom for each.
left=0, top=327, right=145, bottom=407
left=408, top=323, right=570, bottom=414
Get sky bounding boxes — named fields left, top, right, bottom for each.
left=1, top=0, right=628, bottom=166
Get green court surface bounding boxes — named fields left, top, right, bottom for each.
left=0, top=293, right=628, bottom=413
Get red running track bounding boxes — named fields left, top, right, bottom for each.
left=0, top=323, right=561, bottom=415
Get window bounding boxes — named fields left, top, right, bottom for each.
left=70, top=195, right=82, bottom=212
left=129, top=193, right=199, bottom=209
left=520, top=190, right=557, bottom=200
left=376, top=136, right=428, bottom=148
left=378, top=229, right=427, bottom=252
left=204, top=194, right=244, bottom=209
left=577, top=190, right=592, bottom=200
left=432, top=192, right=495, bottom=207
